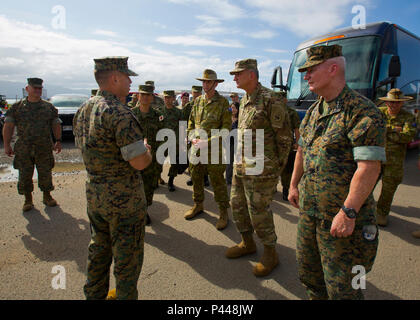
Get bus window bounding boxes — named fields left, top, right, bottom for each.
left=396, top=29, right=420, bottom=91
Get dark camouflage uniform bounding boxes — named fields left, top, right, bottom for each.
left=376, top=107, right=416, bottom=217
left=187, top=91, right=231, bottom=208
left=5, top=98, right=60, bottom=195
left=73, top=90, right=148, bottom=300
left=231, top=83, right=292, bottom=246
left=131, top=105, right=165, bottom=206
left=161, top=105, right=183, bottom=178
left=297, top=85, right=386, bottom=299
left=151, top=95, right=165, bottom=112
left=280, top=106, right=301, bottom=190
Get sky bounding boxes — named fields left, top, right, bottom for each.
left=1, top=0, right=420, bottom=98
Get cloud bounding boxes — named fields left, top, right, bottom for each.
left=264, top=49, right=289, bottom=54
left=245, top=0, right=368, bottom=37
left=0, top=15, right=242, bottom=96
left=92, top=29, right=119, bottom=37
left=248, top=30, right=277, bottom=39
left=167, top=0, right=245, bottom=19
left=157, top=35, right=243, bottom=48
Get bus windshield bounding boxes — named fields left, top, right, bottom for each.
left=287, top=36, right=381, bottom=101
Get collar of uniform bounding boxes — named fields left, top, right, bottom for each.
left=204, top=90, right=221, bottom=104
left=244, top=82, right=262, bottom=106
left=97, top=89, right=120, bottom=103
left=317, top=84, right=350, bottom=120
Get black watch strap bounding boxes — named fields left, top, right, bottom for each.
left=341, top=205, right=357, bottom=219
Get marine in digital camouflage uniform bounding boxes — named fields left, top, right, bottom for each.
left=289, top=45, right=386, bottom=299
left=73, top=56, right=151, bottom=300
left=144, top=80, right=166, bottom=184
left=376, top=89, right=416, bottom=226
left=145, top=80, right=165, bottom=111
left=3, top=78, right=62, bottom=211
left=131, top=85, right=165, bottom=224
left=413, top=112, right=420, bottom=239
left=226, top=59, right=292, bottom=277
left=185, top=69, right=232, bottom=230
left=280, top=102, right=301, bottom=200
left=127, top=92, right=138, bottom=108
left=160, top=90, right=183, bottom=192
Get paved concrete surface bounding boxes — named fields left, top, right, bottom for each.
left=0, top=140, right=419, bottom=300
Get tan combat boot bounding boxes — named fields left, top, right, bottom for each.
left=22, top=193, right=34, bottom=212
left=215, top=207, right=229, bottom=230
left=412, top=230, right=420, bottom=239
left=106, top=288, right=117, bottom=300
left=253, top=245, right=279, bottom=277
left=225, top=231, right=257, bottom=258
left=43, top=191, right=57, bottom=207
left=376, top=214, right=388, bottom=227
left=184, top=202, right=203, bottom=220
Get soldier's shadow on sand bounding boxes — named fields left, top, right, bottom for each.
left=146, top=201, right=307, bottom=300
left=21, top=205, right=90, bottom=273
left=377, top=214, right=420, bottom=245
left=145, top=218, right=306, bottom=299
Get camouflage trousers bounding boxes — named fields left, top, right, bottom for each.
left=296, top=213, right=378, bottom=300
left=280, top=150, right=296, bottom=190
left=189, top=162, right=229, bottom=209
left=231, top=175, right=278, bottom=246
left=84, top=177, right=147, bottom=300
left=377, top=163, right=403, bottom=217
left=13, top=141, right=54, bottom=195
left=141, top=161, right=160, bottom=206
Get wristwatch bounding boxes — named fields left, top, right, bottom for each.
left=341, top=205, right=357, bottom=219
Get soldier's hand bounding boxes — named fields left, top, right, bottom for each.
left=330, top=210, right=355, bottom=238
left=144, top=139, right=152, bottom=152
left=4, top=144, right=14, bottom=157
left=288, top=186, right=300, bottom=208
left=54, top=141, right=62, bottom=154
left=195, top=139, right=208, bottom=149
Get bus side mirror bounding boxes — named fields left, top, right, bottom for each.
left=389, top=55, right=401, bottom=78
left=271, top=66, right=287, bottom=91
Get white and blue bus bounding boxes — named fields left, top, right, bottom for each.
left=271, top=21, right=420, bottom=147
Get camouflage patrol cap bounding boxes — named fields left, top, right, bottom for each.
left=145, top=81, right=155, bottom=88
left=191, top=85, right=202, bottom=93
left=229, top=58, right=258, bottom=75
left=379, top=88, right=413, bottom=102
left=27, top=78, right=43, bottom=88
left=94, top=56, right=138, bottom=76
left=163, top=90, right=175, bottom=97
left=138, top=85, right=154, bottom=94
left=91, top=89, right=98, bottom=96
left=196, top=69, right=224, bottom=83
left=298, top=45, right=342, bottom=72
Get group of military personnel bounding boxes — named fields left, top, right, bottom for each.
left=2, top=44, right=420, bottom=300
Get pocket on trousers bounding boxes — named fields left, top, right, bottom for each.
left=357, top=225, right=379, bottom=273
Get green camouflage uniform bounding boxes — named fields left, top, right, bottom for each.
left=187, top=91, right=232, bottom=208
left=297, top=85, right=386, bottom=299
left=376, top=107, right=416, bottom=217
left=182, top=101, right=193, bottom=122
left=280, top=106, right=301, bottom=191
left=73, top=87, right=148, bottom=300
left=231, top=83, right=292, bottom=246
left=131, top=105, right=165, bottom=206
left=151, top=95, right=165, bottom=112
left=5, top=97, right=60, bottom=195
left=161, top=104, right=183, bottom=178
